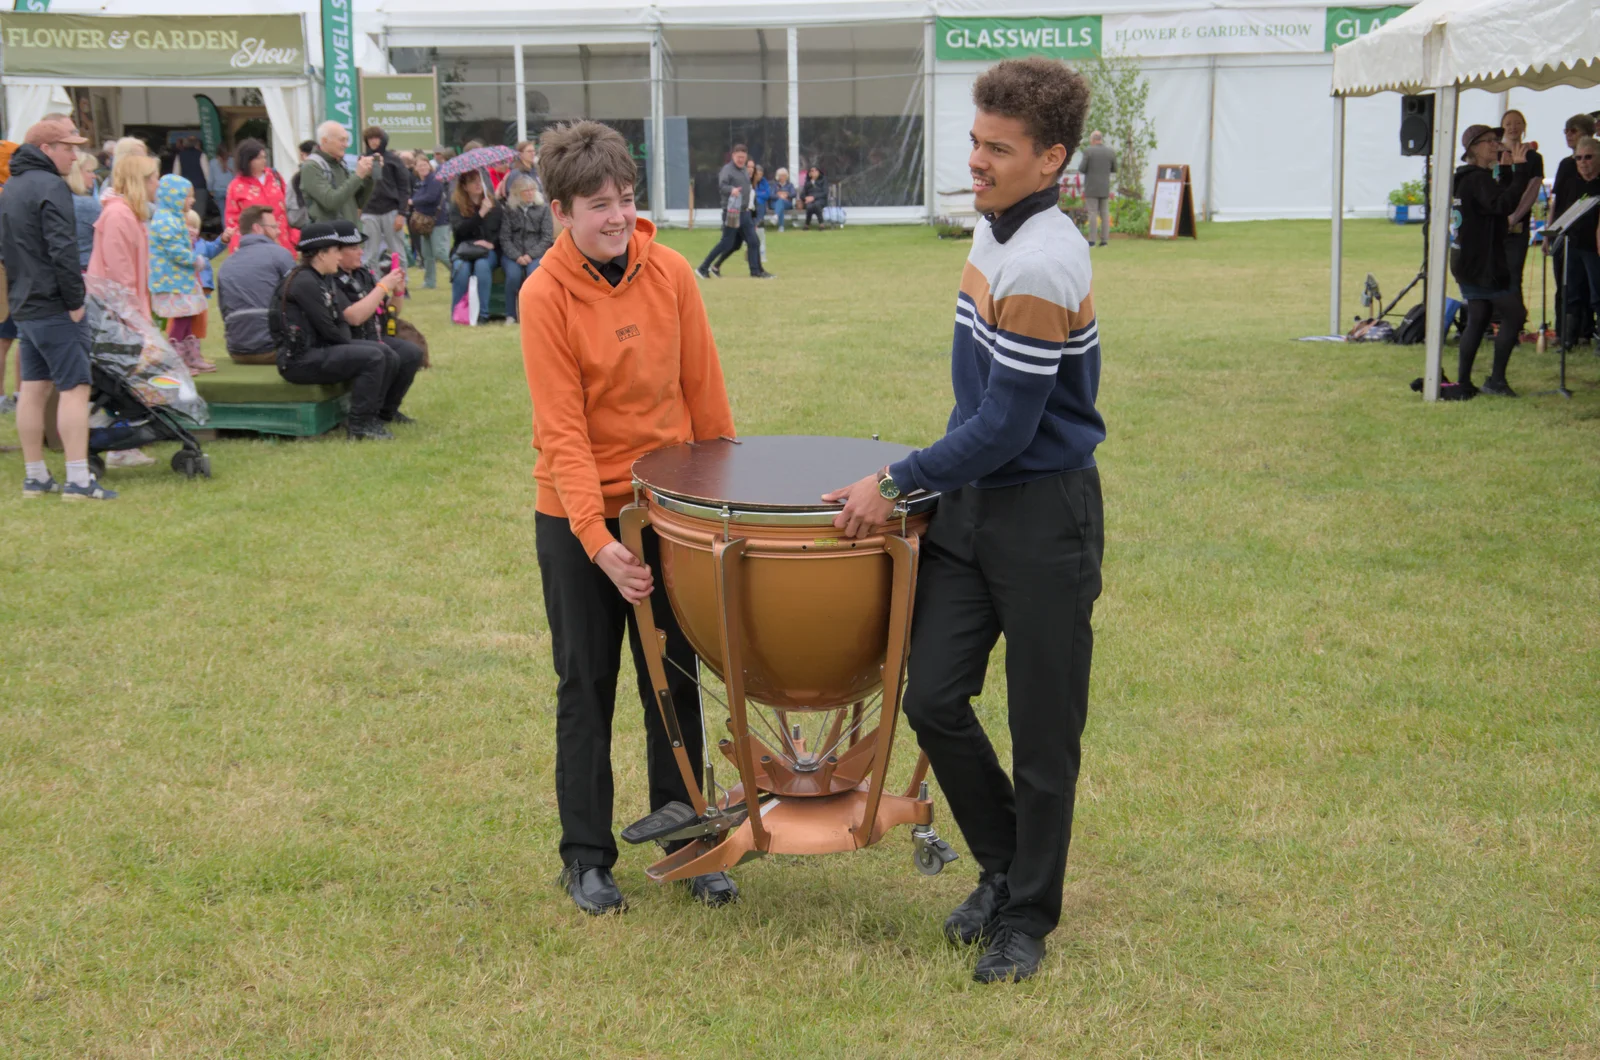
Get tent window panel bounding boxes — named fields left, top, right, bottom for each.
left=664, top=29, right=789, bottom=205
left=797, top=25, right=924, bottom=209
left=392, top=46, right=518, bottom=146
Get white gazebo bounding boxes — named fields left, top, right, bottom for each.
left=1329, top=0, right=1600, bottom=400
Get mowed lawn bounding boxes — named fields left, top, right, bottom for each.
left=1, top=220, right=1597, bottom=1058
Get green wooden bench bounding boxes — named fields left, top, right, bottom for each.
left=186, top=359, right=349, bottom=436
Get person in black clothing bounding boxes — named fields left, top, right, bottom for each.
left=802, top=165, right=827, bottom=229
left=1557, top=136, right=1600, bottom=353
left=358, top=126, right=412, bottom=271
left=329, top=218, right=424, bottom=420
left=1450, top=124, right=1532, bottom=396
left=449, top=169, right=503, bottom=324
left=173, top=136, right=211, bottom=221
left=276, top=223, right=409, bottom=440
left=1549, top=114, right=1597, bottom=343
left=1497, top=111, right=1542, bottom=327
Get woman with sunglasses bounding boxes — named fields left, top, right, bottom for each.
left=1449, top=123, right=1532, bottom=396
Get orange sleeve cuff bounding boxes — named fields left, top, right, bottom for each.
left=575, top=519, right=617, bottom=562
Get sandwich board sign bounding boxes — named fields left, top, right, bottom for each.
left=1149, top=163, right=1197, bottom=239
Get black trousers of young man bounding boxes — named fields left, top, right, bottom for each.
left=698, top=210, right=761, bottom=276
left=534, top=513, right=704, bottom=870
left=902, top=468, right=1104, bottom=940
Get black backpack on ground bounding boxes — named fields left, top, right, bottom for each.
left=1391, top=304, right=1426, bottom=345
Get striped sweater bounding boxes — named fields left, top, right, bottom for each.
left=889, top=190, right=1104, bottom=493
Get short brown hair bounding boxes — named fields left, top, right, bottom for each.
left=238, top=205, right=272, bottom=234
left=972, top=58, right=1090, bottom=177
left=538, top=120, right=636, bottom=209
left=1567, top=113, right=1597, bottom=137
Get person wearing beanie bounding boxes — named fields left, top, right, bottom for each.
left=274, top=222, right=410, bottom=440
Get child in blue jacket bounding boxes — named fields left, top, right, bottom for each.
left=149, top=174, right=216, bottom=373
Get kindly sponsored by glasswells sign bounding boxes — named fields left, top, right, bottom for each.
left=0, top=13, right=305, bottom=78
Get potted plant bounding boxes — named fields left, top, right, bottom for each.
left=1388, top=179, right=1427, bottom=224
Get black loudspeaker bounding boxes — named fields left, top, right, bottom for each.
left=1400, top=94, right=1434, bottom=156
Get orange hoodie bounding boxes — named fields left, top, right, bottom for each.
left=520, top=218, right=735, bottom=560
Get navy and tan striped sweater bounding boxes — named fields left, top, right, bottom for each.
left=888, top=189, right=1104, bottom=494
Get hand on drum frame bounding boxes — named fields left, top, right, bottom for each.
left=597, top=540, right=655, bottom=603
left=822, top=473, right=895, bottom=539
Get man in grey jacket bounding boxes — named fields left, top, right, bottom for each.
left=1077, top=131, right=1117, bottom=247
left=695, top=144, right=773, bottom=280
left=217, top=206, right=296, bottom=363
left=301, top=120, right=375, bottom=226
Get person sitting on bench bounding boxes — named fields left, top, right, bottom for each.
left=218, top=205, right=295, bottom=364
left=275, top=222, right=411, bottom=441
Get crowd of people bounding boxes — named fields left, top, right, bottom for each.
left=1445, top=108, right=1591, bottom=398
left=694, top=145, right=832, bottom=281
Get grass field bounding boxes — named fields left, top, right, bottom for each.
left=2, top=220, right=1598, bottom=1058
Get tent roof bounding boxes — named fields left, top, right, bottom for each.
left=1331, top=0, right=1600, bottom=96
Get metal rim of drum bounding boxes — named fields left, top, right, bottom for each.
left=642, top=486, right=938, bottom=528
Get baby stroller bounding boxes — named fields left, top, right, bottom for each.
left=83, top=275, right=211, bottom=479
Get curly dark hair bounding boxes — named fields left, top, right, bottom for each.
left=972, top=58, right=1090, bottom=177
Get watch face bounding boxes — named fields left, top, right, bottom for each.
left=878, top=476, right=900, bottom=500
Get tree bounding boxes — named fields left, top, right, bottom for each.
left=1082, top=53, right=1158, bottom=201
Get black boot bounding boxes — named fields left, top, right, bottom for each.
left=943, top=872, right=1008, bottom=946
left=561, top=862, right=626, bottom=915
left=346, top=416, right=395, bottom=441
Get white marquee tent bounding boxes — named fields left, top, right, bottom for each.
left=1331, top=0, right=1600, bottom=400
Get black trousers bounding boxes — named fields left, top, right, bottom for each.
left=279, top=338, right=418, bottom=419
left=699, top=211, right=761, bottom=276
left=1459, top=293, right=1525, bottom=385
left=902, top=468, right=1104, bottom=938
left=534, top=513, right=704, bottom=870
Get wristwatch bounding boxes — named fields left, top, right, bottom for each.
left=876, top=466, right=901, bottom=501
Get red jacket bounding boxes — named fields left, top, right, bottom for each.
left=224, top=169, right=298, bottom=253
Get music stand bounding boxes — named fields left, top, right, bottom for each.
left=1541, top=196, right=1600, bottom=398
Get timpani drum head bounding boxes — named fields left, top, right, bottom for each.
left=632, top=435, right=929, bottom=517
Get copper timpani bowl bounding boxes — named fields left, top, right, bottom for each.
left=632, top=436, right=935, bottom=712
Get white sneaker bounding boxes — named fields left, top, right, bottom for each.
left=105, top=449, right=156, bottom=468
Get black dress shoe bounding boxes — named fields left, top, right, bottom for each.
left=561, top=862, right=626, bottom=915
left=973, top=923, right=1046, bottom=984
left=943, top=872, right=1008, bottom=946
left=1479, top=377, right=1519, bottom=397
left=382, top=410, right=418, bottom=425
left=687, top=871, right=740, bottom=907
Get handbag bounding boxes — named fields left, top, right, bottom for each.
left=453, top=242, right=490, bottom=262
left=408, top=212, right=435, bottom=237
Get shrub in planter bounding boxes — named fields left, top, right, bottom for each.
left=933, top=215, right=973, bottom=240
left=1058, top=194, right=1090, bottom=231
left=1387, top=179, right=1426, bottom=207
left=1112, top=197, right=1149, bottom=236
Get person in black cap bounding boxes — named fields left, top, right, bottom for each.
left=275, top=221, right=408, bottom=440
left=328, top=218, right=423, bottom=425
left=1450, top=123, right=1531, bottom=396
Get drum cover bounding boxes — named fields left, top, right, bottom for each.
left=632, top=435, right=923, bottom=512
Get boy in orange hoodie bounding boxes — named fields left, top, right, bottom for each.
left=520, top=120, right=738, bottom=915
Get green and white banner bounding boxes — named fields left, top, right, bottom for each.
left=0, top=12, right=304, bottom=78
left=1324, top=6, right=1409, bottom=50
left=1103, top=7, right=1324, bottom=56
left=320, top=0, right=358, bottom=142
left=935, top=17, right=1101, bottom=61
left=194, top=95, right=224, bottom=156
left=359, top=72, right=438, bottom=151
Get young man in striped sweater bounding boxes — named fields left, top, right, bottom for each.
left=826, top=58, right=1104, bottom=984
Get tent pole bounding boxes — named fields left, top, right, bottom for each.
left=513, top=40, right=527, bottom=145
left=923, top=17, right=936, bottom=223
left=786, top=28, right=799, bottom=184
left=1330, top=94, right=1345, bottom=337
left=651, top=30, right=665, bottom=225
left=1205, top=56, right=1218, bottom=220
left=1423, top=85, right=1458, bottom=402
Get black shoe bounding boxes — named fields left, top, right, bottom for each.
left=346, top=416, right=395, bottom=441
left=561, top=862, right=626, bottom=915
left=1098, top=240, right=1108, bottom=247
left=686, top=872, right=740, bottom=907
left=943, top=872, right=1008, bottom=946
left=752, top=271, right=778, bottom=280
left=696, top=264, right=713, bottom=279
left=1479, top=377, right=1518, bottom=397
left=973, top=922, right=1046, bottom=984
left=709, top=263, right=723, bottom=278
left=382, top=410, right=417, bottom=425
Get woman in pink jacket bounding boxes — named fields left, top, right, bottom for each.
left=87, top=152, right=159, bottom=319
left=224, top=138, right=297, bottom=253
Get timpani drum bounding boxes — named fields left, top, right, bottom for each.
left=618, top=436, right=959, bottom=883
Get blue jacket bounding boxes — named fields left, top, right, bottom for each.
left=148, top=174, right=203, bottom=297
left=195, top=233, right=227, bottom=291
left=754, top=178, right=772, bottom=208
left=72, top=189, right=101, bottom=271
left=410, top=172, right=447, bottom=223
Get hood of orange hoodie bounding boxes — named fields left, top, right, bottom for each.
left=540, top=216, right=658, bottom=304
